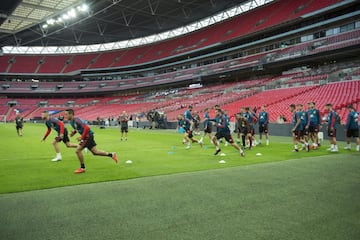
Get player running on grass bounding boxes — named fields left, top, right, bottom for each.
left=15, top=113, right=24, bottom=136
left=177, top=114, right=202, bottom=149
left=212, top=108, right=245, bottom=157
left=199, top=108, right=213, bottom=145
left=41, top=110, right=78, bottom=162
left=64, top=109, right=118, bottom=174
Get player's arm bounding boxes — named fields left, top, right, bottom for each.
left=330, top=112, right=336, bottom=130
left=80, top=124, right=91, bottom=141
left=217, top=116, right=226, bottom=129
left=42, top=127, right=51, bottom=141
left=345, top=113, right=351, bottom=130
left=292, top=114, right=301, bottom=131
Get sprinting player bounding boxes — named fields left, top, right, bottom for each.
left=41, top=110, right=78, bottom=161
left=258, top=105, right=269, bottom=145
left=199, top=108, right=213, bottom=144
left=193, top=111, right=201, bottom=135
left=177, top=114, right=202, bottom=149
left=344, top=105, right=359, bottom=151
left=307, top=102, right=321, bottom=149
left=118, top=111, right=129, bottom=141
left=325, top=103, right=339, bottom=152
left=64, top=109, right=118, bottom=174
left=212, top=109, right=245, bottom=156
left=15, top=113, right=23, bottom=136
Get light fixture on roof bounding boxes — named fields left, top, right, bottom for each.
left=77, top=3, right=89, bottom=12
left=46, top=19, right=55, bottom=25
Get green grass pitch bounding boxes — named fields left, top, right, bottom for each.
left=0, top=123, right=359, bottom=240
left=0, top=122, right=355, bottom=194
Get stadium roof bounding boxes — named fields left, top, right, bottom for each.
left=0, top=0, right=255, bottom=48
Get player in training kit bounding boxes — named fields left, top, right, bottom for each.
left=344, top=105, right=360, bottom=151
left=245, top=107, right=258, bottom=148
left=15, top=114, right=23, bottom=136
left=199, top=108, right=213, bottom=144
left=307, top=102, right=321, bottom=149
left=290, top=104, right=309, bottom=152
left=212, top=109, right=245, bottom=156
left=192, top=111, right=201, bottom=135
left=41, top=110, right=78, bottom=161
left=177, top=114, right=202, bottom=149
left=235, top=113, right=251, bottom=149
left=64, top=109, right=118, bottom=173
left=118, top=111, right=129, bottom=141
left=325, top=103, right=339, bottom=152
left=258, top=106, right=269, bottom=145
left=298, top=104, right=310, bottom=151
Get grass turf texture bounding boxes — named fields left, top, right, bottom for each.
left=0, top=123, right=358, bottom=194
left=0, top=154, right=359, bottom=240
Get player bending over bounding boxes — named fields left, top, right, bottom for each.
left=64, top=109, right=118, bottom=174
left=41, top=110, right=78, bottom=161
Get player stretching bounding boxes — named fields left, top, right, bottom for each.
left=64, top=109, right=118, bottom=173
left=344, top=105, right=360, bottom=151
left=258, top=106, right=269, bottom=145
left=41, top=110, right=78, bottom=161
left=199, top=108, right=213, bottom=144
left=15, top=113, right=24, bottom=136
left=212, top=109, right=245, bottom=157
left=325, top=103, right=339, bottom=152
left=307, top=102, right=321, bottom=149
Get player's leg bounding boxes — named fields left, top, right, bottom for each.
left=125, top=128, right=128, bottom=140
left=293, top=131, right=299, bottom=152
left=51, top=139, right=62, bottom=161
left=226, top=134, right=244, bottom=157
left=212, top=133, right=221, bottom=155
left=265, top=125, right=269, bottom=145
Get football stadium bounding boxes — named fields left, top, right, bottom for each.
left=0, top=0, right=359, bottom=239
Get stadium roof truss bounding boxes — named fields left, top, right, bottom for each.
left=0, top=0, right=273, bottom=54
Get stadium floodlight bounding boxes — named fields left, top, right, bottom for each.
left=77, top=3, right=89, bottom=12
left=42, top=24, right=48, bottom=29
left=56, top=17, right=64, bottom=23
left=46, top=19, right=55, bottom=25
left=62, top=13, right=70, bottom=20
left=68, top=8, right=77, bottom=18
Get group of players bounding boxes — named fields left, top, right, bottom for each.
left=40, top=109, right=118, bottom=174
left=14, top=101, right=359, bottom=173
left=177, top=105, right=269, bottom=156
left=290, top=102, right=360, bottom=152
left=177, top=101, right=360, bottom=155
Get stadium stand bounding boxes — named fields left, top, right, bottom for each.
left=0, top=0, right=343, bottom=73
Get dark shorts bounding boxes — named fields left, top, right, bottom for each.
left=347, top=129, right=359, bottom=138
left=56, top=128, right=70, bottom=144
left=327, top=128, right=336, bottom=138
left=121, top=126, right=128, bottom=133
left=16, top=125, right=23, bottom=130
left=215, top=131, right=234, bottom=144
left=293, top=129, right=304, bottom=140
left=187, top=130, right=194, bottom=139
left=259, top=124, right=268, bottom=134
left=81, top=134, right=97, bottom=150
left=308, top=125, right=319, bottom=133
left=204, top=127, right=212, bottom=134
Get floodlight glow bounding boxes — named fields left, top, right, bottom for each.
left=42, top=24, right=48, bottom=28
left=68, top=9, right=77, bottom=18
left=62, top=13, right=70, bottom=20
left=77, top=3, right=89, bottom=12
left=46, top=19, right=55, bottom=25
left=56, top=17, right=63, bottom=23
